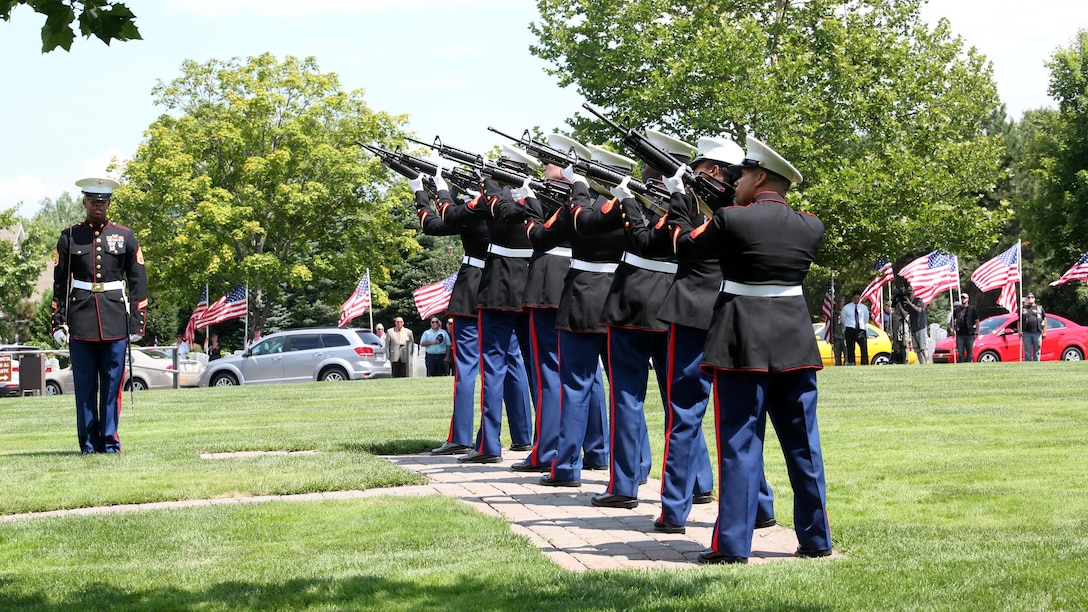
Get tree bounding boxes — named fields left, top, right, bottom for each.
left=1020, top=29, right=1088, bottom=322
left=117, top=53, right=422, bottom=333
left=0, top=0, right=140, bottom=52
left=0, top=208, right=49, bottom=343
left=531, top=0, right=1009, bottom=288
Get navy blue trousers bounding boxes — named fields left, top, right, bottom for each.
left=551, top=330, right=610, bottom=482
left=473, top=309, right=533, bottom=456
left=709, top=369, right=831, bottom=558
left=602, top=327, right=664, bottom=498
left=70, top=339, right=127, bottom=453
left=445, top=315, right=479, bottom=447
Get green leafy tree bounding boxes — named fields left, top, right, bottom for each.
left=531, top=0, right=1009, bottom=288
left=1020, top=29, right=1088, bottom=322
left=0, top=208, right=49, bottom=343
left=117, top=54, right=422, bottom=333
left=0, top=0, right=140, bottom=52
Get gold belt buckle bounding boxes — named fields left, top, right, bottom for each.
left=91, top=282, right=105, bottom=292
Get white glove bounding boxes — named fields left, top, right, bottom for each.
left=663, top=165, right=688, bottom=194
left=561, top=164, right=588, bottom=186
left=513, top=176, right=536, bottom=200
left=53, top=328, right=68, bottom=345
left=610, top=176, right=635, bottom=201
left=129, top=334, right=143, bottom=343
left=407, top=173, right=425, bottom=192
left=433, top=167, right=450, bottom=192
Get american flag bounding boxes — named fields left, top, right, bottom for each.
left=820, top=283, right=834, bottom=343
left=412, top=272, right=458, bottom=319
left=899, top=250, right=959, bottom=305
left=1049, top=251, right=1088, bottom=287
left=183, top=286, right=208, bottom=344
left=197, top=286, right=248, bottom=328
left=971, top=243, right=1020, bottom=313
left=338, top=271, right=372, bottom=327
left=860, top=258, right=894, bottom=327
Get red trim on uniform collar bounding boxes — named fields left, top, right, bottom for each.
left=751, top=191, right=788, bottom=206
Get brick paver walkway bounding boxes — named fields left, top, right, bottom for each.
left=2, top=450, right=833, bottom=571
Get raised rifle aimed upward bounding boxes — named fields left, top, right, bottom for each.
left=581, top=103, right=733, bottom=213
left=356, top=141, right=480, bottom=196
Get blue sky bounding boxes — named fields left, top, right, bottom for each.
left=1, top=0, right=1085, bottom=215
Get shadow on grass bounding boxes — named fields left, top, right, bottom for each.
left=0, top=572, right=829, bottom=611
left=341, top=439, right=438, bottom=455
left=0, top=450, right=80, bottom=458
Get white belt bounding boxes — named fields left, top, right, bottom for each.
left=570, top=259, right=618, bottom=274
left=72, top=279, right=125, bottom=292
left=488, top=244, right=533, bottom=258
left=720, top=280, right=802, bottom=297
left=621, top=252, right=678, bottom=274
left=462, top=255, right=485, bottom=268
left=545, top=247, right=572, bottom=258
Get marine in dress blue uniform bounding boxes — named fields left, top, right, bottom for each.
left=52, top=178, right=147, bottom=455
left=675, top=138, right=832, bottom=564
left=656, top=134, right=775, bottom=533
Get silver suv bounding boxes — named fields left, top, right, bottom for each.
left=198, top=328, right=390, bottom=387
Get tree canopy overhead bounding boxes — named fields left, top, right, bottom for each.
left=531, top=0, right=1010, bottom=283
left=117, top=53, right=420, bottom=332
left=0, top=0, right=140, bottom=52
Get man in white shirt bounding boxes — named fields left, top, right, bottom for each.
left=842, top=291, right=870, bottom=365
left=174, top=334, right=190, bottom=360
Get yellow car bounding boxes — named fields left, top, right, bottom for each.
left=811, top=323, right=917, bottom=366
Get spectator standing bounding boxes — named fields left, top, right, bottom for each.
left=174, top=334, right=190, bottom=360
left=842, top=291, right=870, bottom=365
left=950, top=293, right=980, bottom=363
left=1021, top=293, right=1046, bottom=361
left=903, top=287, right=929, bottom=364
left=444, top=319, right=455, bottom=375
left=386, top=316, right=414, bottom=378
left=247, top=327, right=262, bottom=349
left=881, top=302, right=892, bottom=331
left=419, top=317, right=451, bottom=377
left=831, top=297, right=846, bottom=366
left=206, top=334, right=223, bottom=360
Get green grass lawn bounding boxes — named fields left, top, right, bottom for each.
left=2, top=364, right=1087, bottom=610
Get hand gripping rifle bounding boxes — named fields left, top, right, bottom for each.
left=356, top=141, right=481, bottom=197
left=581, top=103, right=732, bottom=217
left=406, top=136, right=570, bottom=211
left=487, top=127, right=669, bottom=216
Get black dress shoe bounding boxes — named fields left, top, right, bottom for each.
left=510, top=460, right=550, bottom=472
left=755, top=517, right=777, bottom=529
left=653, top=519, right=686, bottom=534
left=457, top=450, right=501, bottom=464
left=698, top=549, right=748, bottom=565
left=584, top=463, right=608, bottom=471
left=796, top=547, right=832, bottom=558
left=692, top=491, right=713, bottom=504
left=590, top=493, right=638, bottom=509
left=539, top=476, right=581, bottom=487
left=509, top=443, right=533, bottom=451
left=431, top=442, right=471, bottom=456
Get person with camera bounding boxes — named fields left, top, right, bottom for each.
left=830, top=296, right=847, bottom=365
left=889, top=291, right=911, bottom=364
left=902, top=287, right=929, bottom=364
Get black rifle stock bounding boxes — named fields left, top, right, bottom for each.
left=581, top=104, right=728, bottom=215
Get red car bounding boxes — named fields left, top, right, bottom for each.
left=932, top=313, right=1087, bottom=363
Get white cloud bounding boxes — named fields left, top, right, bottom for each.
left=0, top=175, right=68, bottom=215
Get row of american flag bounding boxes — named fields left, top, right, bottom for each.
left=820, top=246, right=1088, bottom=341
left=182, top=271, right=459, bottom=344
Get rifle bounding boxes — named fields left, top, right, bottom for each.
left=356, top=141, right=480, bottom=196
left=488, top=126, right=669, bottom=216
left=581, top=103, right=732, bottom=216
left=407, top=136, right=570, bottom=211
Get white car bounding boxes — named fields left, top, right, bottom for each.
left=45, top=347, right=204, bottom=395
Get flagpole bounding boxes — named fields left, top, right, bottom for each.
left=367, top=268, right=374, bottom=331
left=244, top=283, right=250, bottom=346
left=1017, top=240, right=1024, bottom=362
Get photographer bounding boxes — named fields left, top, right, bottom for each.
left=889, top=290, right=911, bottom=364
left=901, top=287, right=929, bottom=364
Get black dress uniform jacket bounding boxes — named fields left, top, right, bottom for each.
left=677, top=192, right=824, bottom=372
left=52, top=220, right=147, bottom=341
left=527, top=182, right=625, bottom=333
left=418, top=190, right=490, bottom=318
left=662, top=192, right=724, bottom=331
left=492, top=189, right=570, bottom=308
left=576, top=193, right=674, bottom=332
left=465, top=180, right=532, bottom=311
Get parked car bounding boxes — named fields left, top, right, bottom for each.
left=44, top=347, right=204, bottom=395
left=932, top=313, right=1088, bottom=363
left=198, top=327, right=391, bottom=387
left=0, top=345, right=39, bottom=397
left=811, top=323, right=917, bottom=366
